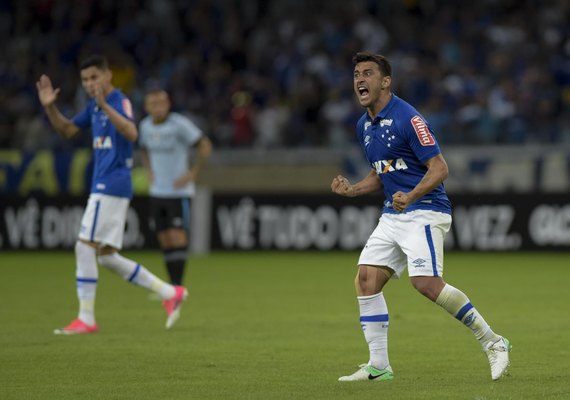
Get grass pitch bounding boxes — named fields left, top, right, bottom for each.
left=1, top=251, right=569, bottom=400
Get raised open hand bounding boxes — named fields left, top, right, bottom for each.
left=36, top=74, right=60, bottom=107
left=94, top=84, right=107, bottom=108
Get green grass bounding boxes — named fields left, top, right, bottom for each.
left=1, top=251, right=569, bottom=400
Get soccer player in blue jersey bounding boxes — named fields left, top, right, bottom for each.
left=331, top=52, right=511, bottom=381
left=139, top=89, right=212, bottom=286
left=36, top=55, right=187, bottom=334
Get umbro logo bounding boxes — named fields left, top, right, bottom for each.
left=464, top=312, right=477, bottom=327
left=412, top=258, right=426, bottom=268
left=364, top=135, right=371, bottom=147
left=364, top=121, right=371, bottom=131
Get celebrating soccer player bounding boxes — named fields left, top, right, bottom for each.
left=331, top=52, right=511, bottom=381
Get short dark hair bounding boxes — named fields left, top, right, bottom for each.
left=79, top=55, right=109, bottom=71
left=145, top=87, right=168, bottom=97
left=352, top=52, right=392, bottom=77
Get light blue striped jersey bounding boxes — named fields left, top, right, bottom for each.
left=138, top=112, right=203, bottom=198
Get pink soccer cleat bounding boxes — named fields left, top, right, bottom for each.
left=54, top=319, right=98, bottom=335
left=162, top=286, right=188, bottom=329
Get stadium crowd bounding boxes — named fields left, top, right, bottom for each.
left=1, top=0, right=569, bottom=151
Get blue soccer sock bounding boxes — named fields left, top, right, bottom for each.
left=358, top=292, right=390, bottom=370
left=435, top=284, right=499, bottom=348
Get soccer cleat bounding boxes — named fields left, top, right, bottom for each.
left=54, top=319, right=98, bottom=335
left=485, top=336, right=511, bottom=380
left=162, top=285, right=188, bottom=329
left=338, top=363, right=394, bottom=382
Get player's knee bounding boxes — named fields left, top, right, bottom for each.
left=355, top=269, right=376, bottom=296
left=166, top=229, right=188, bottom=247
left=97, top=253, right=116, bottom=269
left=411, top=277, right=442, bottom=301
left=354, top=273, right=363, bottom=293
left=75, top=240, right=95, bottom=256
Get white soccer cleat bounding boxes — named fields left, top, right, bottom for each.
left=485, top=336, right=511, bottom=380
left=338, top=363, right=394, bottom=382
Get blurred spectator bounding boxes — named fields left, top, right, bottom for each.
left=1, top=0, right=569, bottom=150
left=253, top=93, right=289, bottom=149
left=230, top=90, right=255, bottom=147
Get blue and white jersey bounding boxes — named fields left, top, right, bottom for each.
left=72, top=89, right=134, bottom=199
left=138, top=112, right=203, bottom=198
left=356, top=94, right=451, bottom=215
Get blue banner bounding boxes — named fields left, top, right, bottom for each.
left=0, top=149, right=93, bottom=196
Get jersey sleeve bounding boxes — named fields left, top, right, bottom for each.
left=117, top=96, right=135, bottom=122
left=178, top=115, right=204, bottom=146
left=71, top=106, right=91, bottom=129
left=404, top=114, right=441, bottom=163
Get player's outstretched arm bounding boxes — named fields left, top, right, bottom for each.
left=331, top=169, right=381, bottom=197
left=36, top=74, right=80, bottom=139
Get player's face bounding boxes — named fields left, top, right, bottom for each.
left=354, top=61, right=384, bottom=108
left=144, top=92, right=171, bottom=122
left=80, top=66, right=112, bottom=98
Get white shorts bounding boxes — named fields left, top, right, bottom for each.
left=358, top=210, right=452, bottom=278
left=78, top=193, right=129, bottom=249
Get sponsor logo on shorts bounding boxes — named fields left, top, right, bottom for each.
left=411, top=115, right=435, bottom=146
left=412, top=258, right=426, bottom=268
